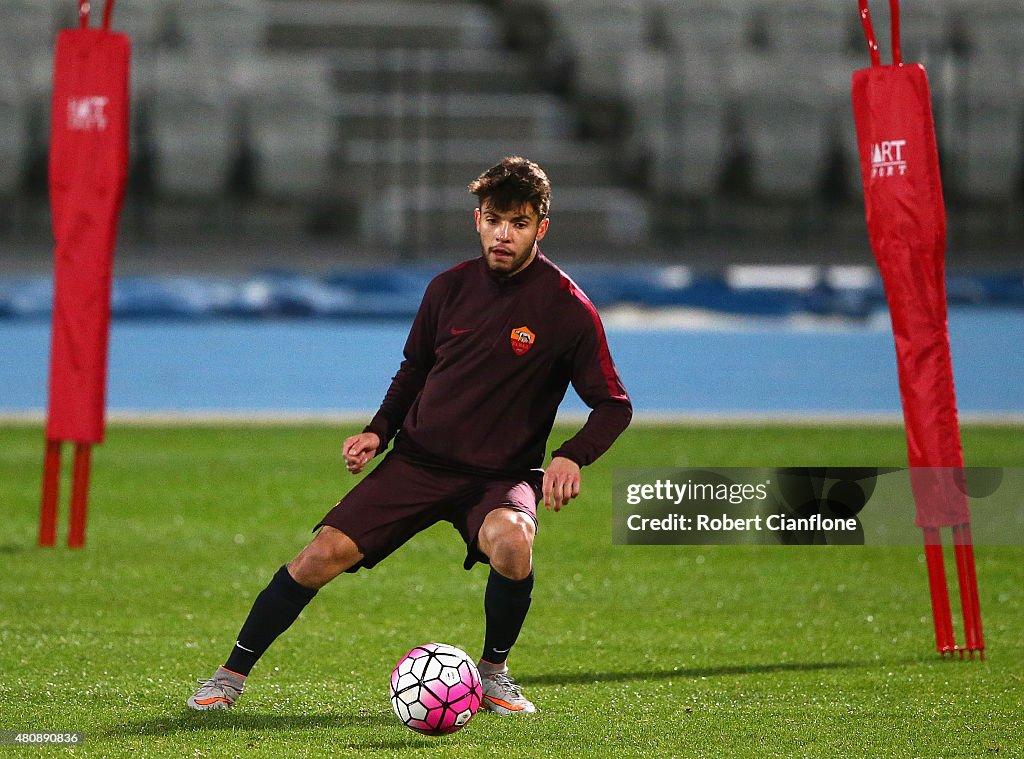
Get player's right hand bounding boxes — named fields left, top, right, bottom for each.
left=343, top=432, right=381, bottom=474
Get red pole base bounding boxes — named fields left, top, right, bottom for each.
left=923, top=528, right=956, bottom=655
left=923, top=525, right=984, bottom=660
left=39, top=440, right=62, bottom=547
left=953, top=524, right=984, bottom=659
left=68, top=443, right=92, bottom=549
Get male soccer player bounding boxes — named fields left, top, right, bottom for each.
left=187, top=156, right=632, bottom=714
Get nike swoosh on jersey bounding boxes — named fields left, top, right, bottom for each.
left=450, top=327, right=475, bottom=335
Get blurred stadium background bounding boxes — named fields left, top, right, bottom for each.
left=2, top=0, right=1023, bottom=274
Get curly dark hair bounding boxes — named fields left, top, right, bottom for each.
left=468, top=156, right=551, bottom=219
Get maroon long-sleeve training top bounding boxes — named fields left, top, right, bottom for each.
left=364, top=252, right=632, bottom=478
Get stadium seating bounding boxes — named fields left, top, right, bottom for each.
left=5, top=0, right=59, bottom=62
left=956, top=53, right=1024, bottom=205
left=739, top=56, right=835, bottom=201
left=836, top=97, right=864, bottom=204
left=363, top=185, right=649, bottom=251
left=656, top=0, right=748, bottom=61
left=328, top=48, right=540, bottom=96
left=544, top=0, right=649, bottom=103
left=109, top=0, right=169, bottom=53
left=623, top=48, right=732, bottom=199
left=229, top=54, right=339, bottom=200
left=334, top=90, right=570, bottom=142
left=957, top=0, right=1024, bottom=61
left=148, top=54, right=235, bottom=200
left=340, top=137, right=614, bottom=189
left=0, top=65, right=30, bottom=200
left=265, top=1, right=499, bottom=51
left=170, top=0, right=269, bottom=58
left=2, top=0, right=1022, bottom=261
left=627, top=3, right=746, bottom=198
left=748, top=0, right=852, bottom=57
left=340, top=134, right=627, bottom=252
left=898, top=1, right=952, bottom=65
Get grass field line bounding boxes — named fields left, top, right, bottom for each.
left=2, top=409, right=1023, bottom=426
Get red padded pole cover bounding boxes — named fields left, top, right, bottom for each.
left=45, top=14, right=130, bottom=444
left=851, top=62, right=969, bottom=529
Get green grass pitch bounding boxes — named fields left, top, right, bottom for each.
left=1, top=423, right=1021, bottom=757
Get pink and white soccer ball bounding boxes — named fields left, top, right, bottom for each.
left=389, top=642, right=483, bottom=735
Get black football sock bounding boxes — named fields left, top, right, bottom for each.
left=481, top=568, right=534, bottom=667
left=224, top=565, right=318, bottom=676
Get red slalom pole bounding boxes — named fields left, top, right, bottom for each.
left=39, top=440, right=63, bottom=547
left=923, top=528, right=956, bottom=656
left=854, top=0, right=982, bottom=659
left=41, top=0, right=128, bottom=551
left=952, top=524, right=984, bottom=658
left=67, top=443, right=92, bottom=548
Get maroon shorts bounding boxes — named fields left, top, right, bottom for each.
left=317, top=454, right=542, bottom=571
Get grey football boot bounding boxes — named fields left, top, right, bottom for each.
left=186, top=666, right=246, bottom=710
left=479, top=667, right=537, bottom=715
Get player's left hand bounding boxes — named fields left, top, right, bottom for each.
left=543, top=456, right=581, bottom=511
left=343, top=432, right=381, bottom=474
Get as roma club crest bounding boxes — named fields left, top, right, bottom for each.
left=510, top=326, right=536, bottom=356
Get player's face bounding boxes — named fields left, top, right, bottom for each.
left=475, top=201, right=549, bottom=278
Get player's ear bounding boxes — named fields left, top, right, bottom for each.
left=536, top=216, right=549, bottom=241
left=474, top=208, right=481, bottom=232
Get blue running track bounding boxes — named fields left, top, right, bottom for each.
left=0, top=308, right=1020, bottom=417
